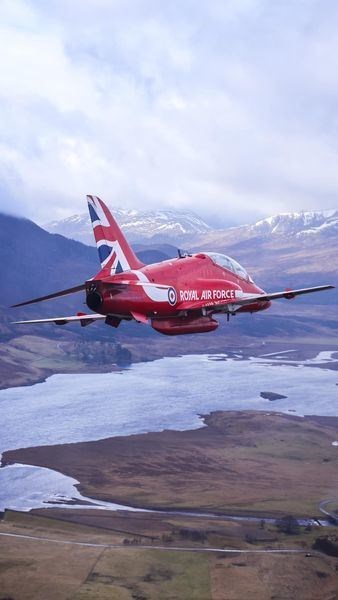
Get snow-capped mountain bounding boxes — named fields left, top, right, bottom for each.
left=45, top=205, right=338, bottom=249
left=45, top=207, right=212, bottom=245
left=250, top=209, right=338, bottom=238
left=194, top=208, right=338, bottom=250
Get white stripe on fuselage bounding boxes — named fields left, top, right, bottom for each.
left=129, top=270, right=170, bottom=302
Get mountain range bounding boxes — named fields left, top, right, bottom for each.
left=193, top=209, right=338, bottom=247
left=191, top=209, right=338, bottom=299
left=46, top=206, right=338, bottom=246
left=250, top=209, right=338, bottom=238
left=46, top=207, right=212, bottom=245
left=44, top=204, right=338, bottom=298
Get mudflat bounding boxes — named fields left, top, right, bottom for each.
left=4, top=410, right=338, bottom=517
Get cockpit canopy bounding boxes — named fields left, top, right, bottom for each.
left=205, top=252, right=253, bottom=282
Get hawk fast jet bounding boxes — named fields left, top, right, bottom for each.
left=12, top=196, right=335, bottom=335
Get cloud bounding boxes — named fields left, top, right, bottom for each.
left=0, top=0, right=338, bottom=225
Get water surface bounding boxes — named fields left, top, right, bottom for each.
left=0, top=353, right=337, bottom=511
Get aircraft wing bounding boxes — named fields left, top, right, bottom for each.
left=180, top=284, right=334, bottom=313
left=12, top=313, right=106, bottom=326
left=11, top=280, right=170, bottom=307
left=11, top=284, right=86, bottom=307
left=234, top=284, right=335, bottom=305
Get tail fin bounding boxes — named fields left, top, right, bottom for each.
left=87, top=195, right=144, bottom=275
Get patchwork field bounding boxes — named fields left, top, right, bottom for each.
left=1, top=510, right=338, bottom=599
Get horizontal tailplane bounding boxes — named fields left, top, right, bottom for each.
left=11, top=284, right=86, bottom=308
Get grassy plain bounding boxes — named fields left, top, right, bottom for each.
left=72, top=549, right=211, bottom=600
left=1, top=510, right=338, bottom=599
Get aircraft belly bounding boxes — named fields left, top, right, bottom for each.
left=237, top=300, right=271, bottom=313
left=152, top=316, right=219, bottom=335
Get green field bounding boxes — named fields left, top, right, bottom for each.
left=1, top=511, right=338, bottom=599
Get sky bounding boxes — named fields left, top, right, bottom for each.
left=1, top=0, right=338, bottom=227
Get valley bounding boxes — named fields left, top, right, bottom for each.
left=1, top=206, right=338, bottom=599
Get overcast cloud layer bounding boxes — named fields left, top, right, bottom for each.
left=1, top=0, right=338, bottom=225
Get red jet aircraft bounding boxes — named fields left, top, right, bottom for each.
left=13, top=196, right=334, bottom=335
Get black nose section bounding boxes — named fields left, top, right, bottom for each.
left=86, top=291, right=103, bottom=311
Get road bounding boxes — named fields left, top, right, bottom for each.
left=0, top=531, right=308, bottom=554
left=319, top=499, right=338, bottom=523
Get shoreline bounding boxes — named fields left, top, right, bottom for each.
left=57, top=411, right=338, bottom=520
left=3, top=410, right=338, bottom=519
left=1, top=335, right=338, bottom=391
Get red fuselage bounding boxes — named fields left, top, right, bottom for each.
left=85, top=252, right=270, bottom=334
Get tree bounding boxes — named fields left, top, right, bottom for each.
left=276, top=515, right=300, bottom=535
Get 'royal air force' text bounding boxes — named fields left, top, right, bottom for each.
left=179, top=289, right=236, bottom=302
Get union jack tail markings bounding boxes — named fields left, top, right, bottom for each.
left=87, top=195, right=143, bottom=275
